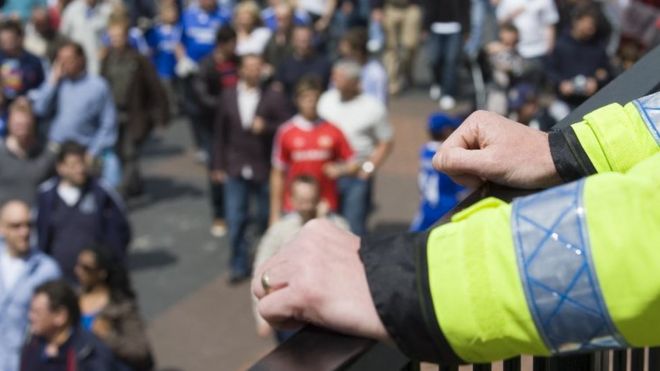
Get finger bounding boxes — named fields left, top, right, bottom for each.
left=257, top=287, right=306, bottom=330
left=251, top=261, right=295, bottom=299
left=441, top=113, right=482, bottom=150
left=433, top=146, right=490, bottom=188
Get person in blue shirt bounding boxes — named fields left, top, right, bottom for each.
left=261, top=1, right=311, bottom=31
left=178, top=0, right=231, bottom=163
left=179, top=0, right=231, bottom=63
left=410, top=113, right=467, bottom=232
left=145, top=3, right=183, bottom=81
left=31, top=41, right=118, bottom=185
left=0, top=200, right=61, bottom=371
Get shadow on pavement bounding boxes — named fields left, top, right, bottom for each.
left=127, top=176, right=205, bottom=210
left=141, top=136, right=186, bottom=159
left=129, top=249, right=178, bottom=272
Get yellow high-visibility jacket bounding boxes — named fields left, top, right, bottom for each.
left=359, top=92, right=660, bottom=364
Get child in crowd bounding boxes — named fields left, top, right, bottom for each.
left=507, top=83, right=556, bottom=132
left=485, top=22, right=524, bottom=115
left=410, top=113, right=467, bottom=232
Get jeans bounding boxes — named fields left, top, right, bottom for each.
left=338, top=176, right=372, bottom=237
left=224, top=176, right=269, bottom=275
left=427, top=32, right=463, bottom=98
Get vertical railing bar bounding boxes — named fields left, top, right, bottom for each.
left=612, top=350, right=627, bottom=371
left=533, top=357, right=547, bottom=371
left=630, top=348, right=644, bottom=371
left=647, top=347, right=660, bottom=371
left=503, top=357, right=521, bottom=371
left=473, top=364, right=492, bottom=371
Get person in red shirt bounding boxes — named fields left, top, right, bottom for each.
left=270, top=77, right=356, bottom=225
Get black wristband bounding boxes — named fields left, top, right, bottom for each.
left=548, top=127, right=597, bottom=182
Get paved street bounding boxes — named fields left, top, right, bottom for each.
left=128, top=92, right=442, bottom=371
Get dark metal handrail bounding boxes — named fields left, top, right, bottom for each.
left=249, top=44, right=660, bottom=371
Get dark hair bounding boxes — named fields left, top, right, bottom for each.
left=295, top=75, right=323, bottom=97
left=571, top=4, right=601, bottom=25
left=216, top=25, right=237, bottom=45
left=500, top=22, right=518, bottom=35
left=56, top=140, right=87, bottom=163
left=58, top=41, right=86, bottom=60
left=238, top=53, right=263, bottom=67
left=83, top=245, right=136, bottom=301
left=291, top=174, right=319, bottom=190
left=341, top=27, right=368, bottom=57
left=0, top=19, right=24, bottom=38
left=34, top=280, right=81, bottom=326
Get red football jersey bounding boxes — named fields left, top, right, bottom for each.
left=272, top=115, right=354, bottom=211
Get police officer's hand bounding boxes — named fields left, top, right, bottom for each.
left=434, top=110, right=561, bottom=189
left=252, top=219, right=390, bottom=342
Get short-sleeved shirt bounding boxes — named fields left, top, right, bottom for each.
left=317, top=89, right=393, bottom=162
left=496, top=0, right=559, bottom=58
left=272, top=115, right=354, bottom=211
left=181, top=5, right=231, bottom=62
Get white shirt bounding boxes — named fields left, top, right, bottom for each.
left=236, top=27, right=273, bottom=56
left=59, top=0, right=114, bottom=75
left=237, top=81, right=261, bottom=130
left=496, top=0, right=559, bottom=58
left=298, top=0, right=327, bottom=16
left=57, top=183, right=82, bottom=206
left=0, top=248, right=27, bottom=292
left=317, top=89, right=393, bottom=162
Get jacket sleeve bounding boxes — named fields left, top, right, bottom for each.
left=360, top=93, right=660, bottom=364
left=549, top=92, right=659, bottom=182
left=100, top=184, right=132, bottom=262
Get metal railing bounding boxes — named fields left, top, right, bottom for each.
left=249, top=44, right=660, bottom=371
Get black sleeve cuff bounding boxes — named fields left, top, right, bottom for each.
left=359, top=231, right=463, bottom=364
left=548, top=127, right=597, bottom=182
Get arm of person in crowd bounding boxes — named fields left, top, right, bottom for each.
left=315, top=0, right=338, bottom=32
left=31, top=60, right=62, bottom=119
left=360, top=107, right=395, bottom=179
left=359, top=139, right=393, bottom=179
left=102, top=185, right=132, bottom=263
left=253, top=92, right=660, bottom=363
left=88, top=84, right=118, bottom=159
left=254, top=91, right=294, bottom=136
left=96, top=302, right=153, bottom=370
left=210, top=102, right=228, bottom=184
left=190, top=62, right=217, bottom=111
left=141, top=56, right=171, bottom=128
left=545, top=25, right=556, bottom=53
left=269, top=168, right=286, bottom=226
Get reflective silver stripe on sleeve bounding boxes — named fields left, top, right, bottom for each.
left=633, top=92, right=660, bottom=145
left=511, top=180, right=628, bottom=354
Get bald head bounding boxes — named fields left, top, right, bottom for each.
left=0, top=200, right=32, bottom=256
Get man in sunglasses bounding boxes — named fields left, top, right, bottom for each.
left=0, top=200, right=61, bottom=371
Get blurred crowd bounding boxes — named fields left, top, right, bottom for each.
left=0, top=0, right=658, bottom=369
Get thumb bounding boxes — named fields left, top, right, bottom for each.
left=433, top=146, right=490, bottom=188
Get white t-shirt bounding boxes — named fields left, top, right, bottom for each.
left=496, top=0, right=559, bottom=58
left=57, top=183, right=82, bottom=206
left=317, top=89, right=393, bottom=162
left=236, top=27, right=272, bottom=56
left=298, top=0, right=327, bottom=16
left=0, top=248, right=27, bottom=292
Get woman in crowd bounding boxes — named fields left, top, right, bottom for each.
left=234, top=0, right=272, bottom=56
left=76, top=245, right=154, bottom=371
